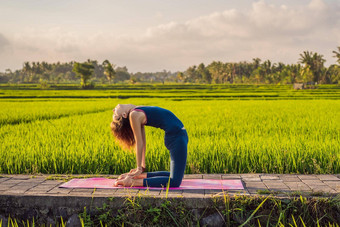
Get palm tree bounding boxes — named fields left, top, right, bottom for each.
left=289, top=64, right=301, bottom=83
left=196, top=63, right=211, bottom=83
left=252, top=58, right=261, bottom=70
left=333, top=46, right=340, bottom=65
left=22, top=62, right=32, bottom=82
left=262, top=60, right=272, bottom=75
left=299, top=51, right=325, bottom=83
left=325, top=64, right=340, bottom=84
left=299, top=51, right=313, bottom=68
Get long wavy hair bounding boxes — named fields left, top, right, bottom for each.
left=110, top=115, right=135, bottom=150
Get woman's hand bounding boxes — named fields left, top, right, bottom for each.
left=117, top=167, right=146, bottom=180
left=127, top=166, right=144, bottom=177
left=114, top=176, right=134, bottom=187
left=117, top=169, right=135, bottom=180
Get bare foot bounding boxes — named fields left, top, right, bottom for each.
left=132, top=172, right=147, bottom=179
left=114, top=177, right=133, bottom=187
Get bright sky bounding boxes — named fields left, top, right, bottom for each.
left=0, top=0, right=339, bottom=72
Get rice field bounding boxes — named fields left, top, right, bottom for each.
left=0, top=84, right=339, bottom=174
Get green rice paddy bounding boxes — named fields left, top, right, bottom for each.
left=0, top=84, right=339, bottom=174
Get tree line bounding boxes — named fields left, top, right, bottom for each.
left=1, top=47, right=340, bottom=87
left=180, top=48, right=340, bottom=84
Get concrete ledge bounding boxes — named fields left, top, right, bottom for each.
left=1, top=174, right=340, bottom=224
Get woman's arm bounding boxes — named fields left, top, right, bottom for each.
left=141, top=125, right=146, bottom=169
left=129, top=111, right=145, bottom=169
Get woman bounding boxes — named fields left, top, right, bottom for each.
left=111, top=104, right=188, bottom=188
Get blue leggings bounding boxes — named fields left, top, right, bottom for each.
left=143, top=129, right=188, bottom=187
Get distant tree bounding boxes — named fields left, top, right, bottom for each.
left=197, top=63, right=212, bottom=84
left=288, top=64, right=301, bottom=83
left=176, top=72, right=184, bottom=83
left=0, top=70, right=9, bottom=82
left=115, top=66, right=130, bottom=82
left=159, top=70, right=169, bottom=84
left=102, top=60, right=116, bottom=83
left=300, top=65, right=314, bottom=84
left=333, top=46, right=340, bottom=65
left=41, top=61, right=51, bottom=72
left=224, top=63, right=236, bottom=83
left=207, top=61, right=226, bottom=83
left=185, top=65, right=198, bottom=83
left=22, top=62, right=32, bottom=82
left=6, top=49, right=340, bottom=85
left=252, top=68, right=263, bottom=84
left=252, top=58, right=261, bottom=70
left=72, top=61, right=94, bottom=88
left=5, top=69, right=12, bottom=75
left=326, top=64, right=340, bottom=84
left=129, top=76, right=139, bottom=84
left=262, top=60, right=272, bottom=75
left=299, top=51, right=326, bottom=83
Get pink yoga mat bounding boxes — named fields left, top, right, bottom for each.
left=59, top=178, right=244, bottom=190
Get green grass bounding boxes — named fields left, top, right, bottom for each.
left=1, top=83, right=339, bottom=99
left=3, top=194, right=340, bottom=226
left=0, top=99, right=113, bottom=126
left=0, top=93, right=339, bottom=174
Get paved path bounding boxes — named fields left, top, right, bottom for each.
left=2, top=173, right=340, bottom=222
left=1, top=173, right=340, bottom=198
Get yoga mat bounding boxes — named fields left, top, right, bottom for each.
left=59, top=178, right=244, bottom=190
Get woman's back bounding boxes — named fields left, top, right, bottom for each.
left=133, top=106, right=184, bottom=134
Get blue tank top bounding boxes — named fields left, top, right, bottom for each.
left=133, top=106, right=184, bottom=134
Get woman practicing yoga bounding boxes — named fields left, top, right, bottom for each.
left=111, top=104, right=188, bottom=188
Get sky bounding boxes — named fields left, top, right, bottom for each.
left=0, top=0, right=340, bottom=73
